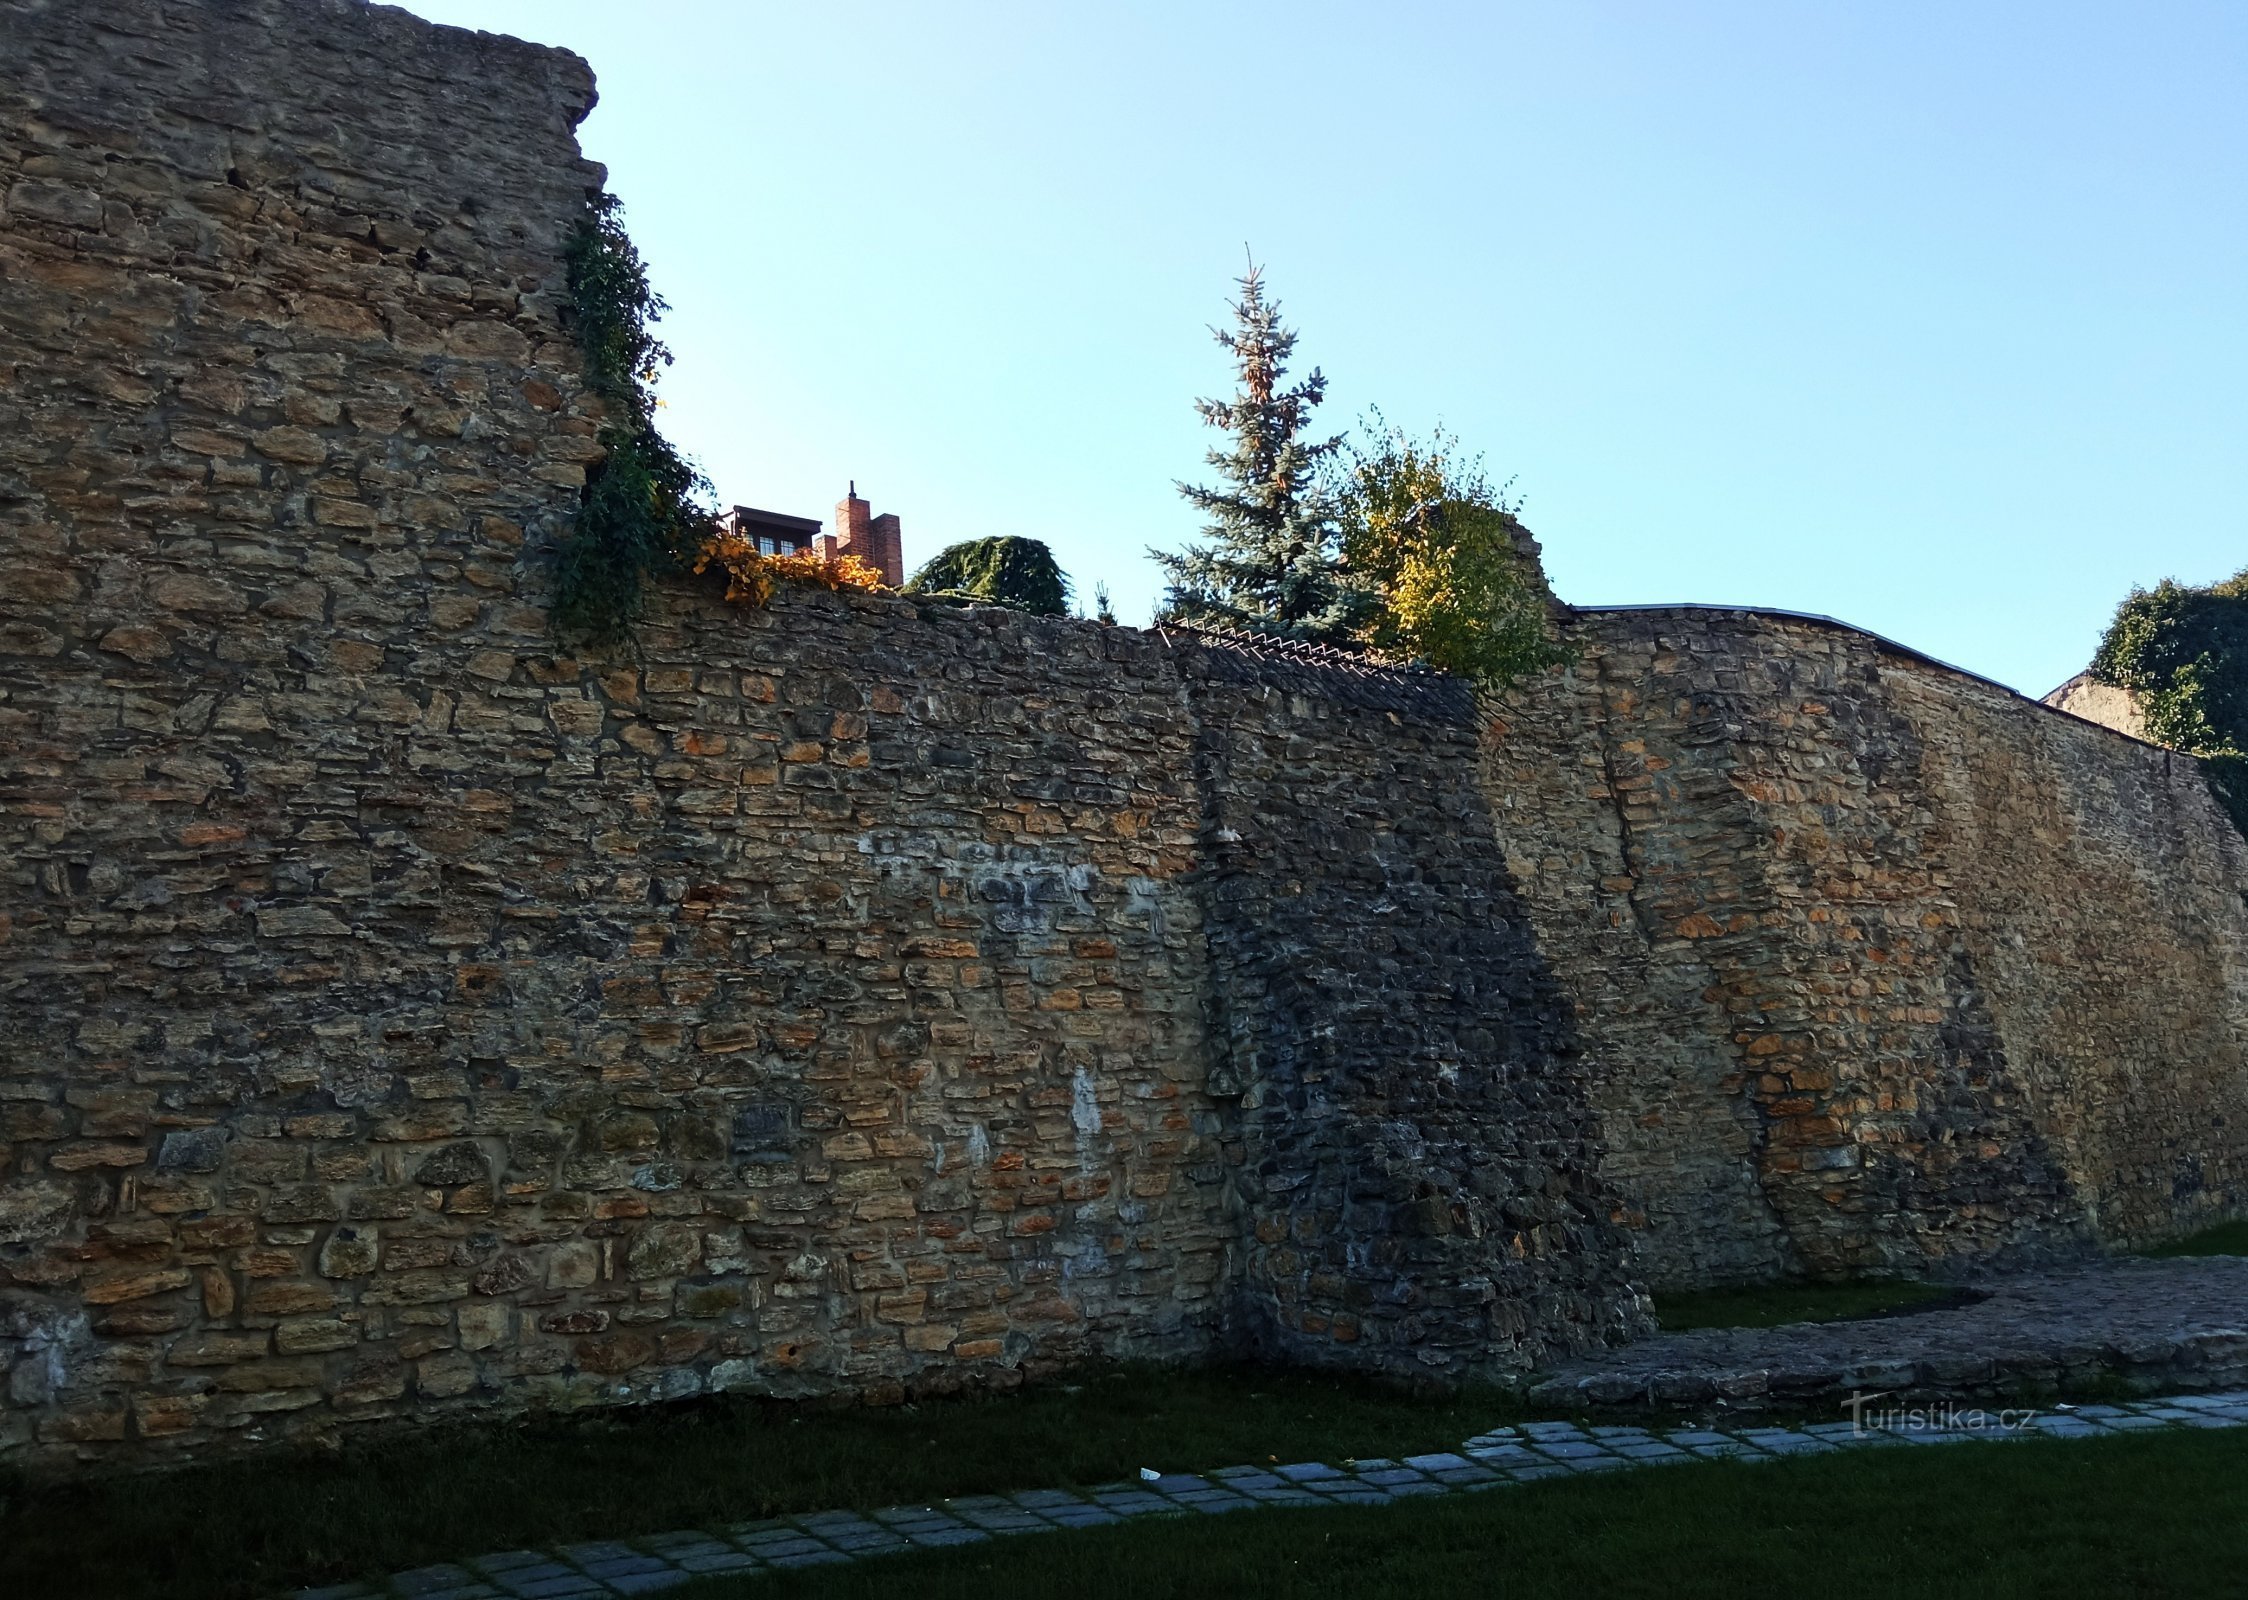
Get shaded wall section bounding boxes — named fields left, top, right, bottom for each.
left=1489, top=608, right=2248, bottom=1286
left=1185, top=639, right=1648, bottom=1376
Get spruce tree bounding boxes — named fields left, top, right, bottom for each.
left=1154, top=263, right=1367, bottom=640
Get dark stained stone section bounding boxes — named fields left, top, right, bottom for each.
left=1181, top=637, right=1648, bottom=1377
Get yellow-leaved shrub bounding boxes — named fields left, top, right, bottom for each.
left=694, top=535, right=889, bottom=608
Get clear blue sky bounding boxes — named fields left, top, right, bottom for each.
left=399, top=0, right=2243, bottom=694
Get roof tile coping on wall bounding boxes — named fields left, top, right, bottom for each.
left=1154, top=622, right=1477, bottom=724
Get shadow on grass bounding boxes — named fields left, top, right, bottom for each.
left=703, top=1427, right=2248, bottom=1600
left=0, top=1364, right=1532, bottom=1600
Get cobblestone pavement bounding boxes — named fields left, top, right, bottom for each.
left=1532, top=1257, right=2248, bottom=1408
left=294, top=1387, right=2248, bottom=1599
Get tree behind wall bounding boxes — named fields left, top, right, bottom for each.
left=906, top=536, right=1072, bottom=616
left=1154, top=263, right=1367, bottom=641
left=2092, top=567, right=2248, bottom=836
left=1336, top=416, right=1567, bottom=689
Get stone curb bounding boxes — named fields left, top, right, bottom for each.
left=290, top=1389, right=2248, bottom=1599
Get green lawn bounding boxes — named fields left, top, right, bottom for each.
left=9, top=1328, right=2224, bottom=1599
left=702, top=1428, right=2248, bottom=1600
left=0, top=1365, right=1534, bottom=1600
left=2143, top=1219, right=2248, bottom=1258
left=1654, top=1278, right=1959, bottom=1331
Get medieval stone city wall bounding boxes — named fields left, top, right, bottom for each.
left=1487, top=608, right=2248, bottom=1288
left=0, top=0, right=1232, bottom=1464
left=5, top=0, right=2246, bottom=1479
left=1184, top=642, right=1647, bottom=1374
left=0, top=0, right=1647, bottom=1472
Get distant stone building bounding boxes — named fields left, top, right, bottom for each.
left=2043, top=671, right=2148, bottom=741
left=817, top=482, right=904, bottom=586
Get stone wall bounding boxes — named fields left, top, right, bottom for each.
left=6, top=0, right=2246, bottom=1480
left=0, top=0, right=1643, bottom=1471
left=1488, top=607, right=2248, bottom=1288
left=2042, top=672, right=2147, bottom=741
left=1185, top=639, right=1648, bottom=1374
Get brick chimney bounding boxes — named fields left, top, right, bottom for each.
left=814, top=481, right=903, bottom=586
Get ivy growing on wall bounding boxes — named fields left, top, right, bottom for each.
left=550, top=192, right=716, bottom=649
left=2092, top=567, right=2248, bottom=837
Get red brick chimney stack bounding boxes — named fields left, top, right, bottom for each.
left=866, top=510, right=903, bottom=587
left=815, top=480, right=904, bottom=586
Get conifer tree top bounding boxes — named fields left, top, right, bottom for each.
left=1153, top=262, right=1367, bottom=641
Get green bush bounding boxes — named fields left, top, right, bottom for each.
left=906, top=537, right=1072, bottom=616
left=2091, top=567, right=2248, bottom=836
left=1334, top=417, right=1568, bottom=689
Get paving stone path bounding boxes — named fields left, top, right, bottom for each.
left=1532, top=1257, right=2248, bottom=1408
left=294, top=1387, right=2248, bottom=1599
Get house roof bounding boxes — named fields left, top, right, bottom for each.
left=729, top=504, right=822, bottom=538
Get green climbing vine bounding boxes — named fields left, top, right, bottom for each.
left=2091, top=567, right=2248, bottom=838
left=550, top=192, right=716, bottom=650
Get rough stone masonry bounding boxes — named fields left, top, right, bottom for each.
left=0, top=0, right=1647, bottom=1470
left=0, top=0, right=2243, bottom=1475
left=1487, top=607, right=2248, bottom=1289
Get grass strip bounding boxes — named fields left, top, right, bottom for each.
left=2142, top=1220, right=2248, bottom=1258
left=0, top=1365, right=1528, bottom=1600
left=706, top=1426, right=2248, bottom=1600
left=1654, top=1278, right=1959, bottom=1331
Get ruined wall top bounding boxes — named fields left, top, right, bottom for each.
left=5, top=0, right=599, bottom=198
